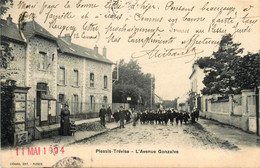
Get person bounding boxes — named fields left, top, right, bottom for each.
left=195, top=108, right=199, bottom=121
left=99, top=105, right=107, bottom=127
left=60, top=103, right=70, bottom=136
left=107, top=106, right=112, bottom=122
left=69, top=120, right=76, bottom=136
left=191, top=108, right=196, bottom=123
left=183, top=112, right=190, bottom=124
left=119, top=106, right=125, bottom=128
left=132, top=109, right=138, bottom=126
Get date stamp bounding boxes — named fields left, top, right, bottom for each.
left=15, top=146, right=65, bottom=156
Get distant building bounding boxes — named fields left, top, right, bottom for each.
left=0, top=15, right=113, bottom=141
left=189, top=62, right=205, bottom=110
left=154, top=94, right=163, bottom=104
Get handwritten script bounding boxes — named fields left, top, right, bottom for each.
left=16, top=0, right=259, bottom=61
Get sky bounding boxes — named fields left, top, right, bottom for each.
left=2, top=0, right=259, bottom=100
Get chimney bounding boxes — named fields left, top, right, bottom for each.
left=7, top=14, right=12, bottom=26
left=60, top=33, right=71, bottom=43
left=103, top=46, right=107, bottom=57
left=94, top=45, right=98, bottom=56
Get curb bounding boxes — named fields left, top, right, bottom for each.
left=66, top=125, right=120, bottom=146
left=67, top=121, right=133, bottom=146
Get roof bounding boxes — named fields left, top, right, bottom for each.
left=21, top=20, right=56, bottom=41
left=154, top=94, right=163, bottom=100
left=57, top=38, right=114, bottom=65
left=189, top=69, right=196, bottom=79
left=0, top=19, right=25, bottom=43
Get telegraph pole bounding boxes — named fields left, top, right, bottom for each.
left=150, top=76, right=153, bottom=109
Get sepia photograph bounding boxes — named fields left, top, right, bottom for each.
left=0, top=0, right=259, bottom=167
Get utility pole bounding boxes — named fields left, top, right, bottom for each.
left=112, top=61, right=119, bottom=84
left=150, top=76, right=153, bottom=109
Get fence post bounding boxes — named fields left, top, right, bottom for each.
left=229, top=94, right=234, bottom=116
left=256, top=86, right=260, bottom=135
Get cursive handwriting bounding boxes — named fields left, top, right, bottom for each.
left=131, top=45, right=204, bottom=62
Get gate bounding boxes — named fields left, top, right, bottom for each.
left=247, top=94, right=259, bottom=134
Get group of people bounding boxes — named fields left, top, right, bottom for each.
left=111, top=107, right=200, bottom=127
left=112, top=106, right=131, bottom=128
left=60, top=103, right=200, bottom=136
left=99, top=105, right=113, bottom=127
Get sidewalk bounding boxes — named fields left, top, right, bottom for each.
left=22, top=118, right=120, bottom=148
left=199, top=118, right=260, bottom=149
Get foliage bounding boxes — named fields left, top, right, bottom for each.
left=196, top=34, right=259, bottom=95
left=113, top=59, right=155, bottom=107
left=1, top=43, right=14, bottom=69
left=234, top=52, right=260, bottom=90
left=1, top=81, right=15, bottom=145
left=0, top=0, right=13, bottom=15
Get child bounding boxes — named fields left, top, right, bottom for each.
left=69, top=120, right=76, bottom=136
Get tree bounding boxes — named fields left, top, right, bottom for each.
left=197, top=34, right=244, bottom=95
left=0, top=44, right=14, bottom=69
left=0, top=0, right=13, bottom=15
left=0, top=43, right=14, bottom=79
left=112, top=59, right=155, bottom=107
left=234, top=52, right=260, bottom=91
left=1, top=0, right=14, bottom=78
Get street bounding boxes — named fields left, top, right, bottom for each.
left=79, top=118, right=260, bottom=151
left=2, top=118, right=260, bottom=167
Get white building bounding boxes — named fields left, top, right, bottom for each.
left=189, top=62, right=205, bottom=110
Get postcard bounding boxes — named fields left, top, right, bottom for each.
left=1, top=0, right=259, bottom=167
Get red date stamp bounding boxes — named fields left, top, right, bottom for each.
left=16, top=146, right=65, bottom=156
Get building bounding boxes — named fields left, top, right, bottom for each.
left=1, top=15, right=113, bottom=141
left=154, top=94, right=163, bottom=104
left=189, top=62, right=205, bottom=110
left=57, top=34, right=113, bottom=118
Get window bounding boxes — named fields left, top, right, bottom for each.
left=74, top=69, right=79, bottom=86
left=38, top=52, right=47, bottom=69
left=90, top=73, right=94, bottom=87
left=73, top=94, right=79, bottom=113
left=104, top=75, right=107, bottom=89
left=59, top=67, right=65, bottom=85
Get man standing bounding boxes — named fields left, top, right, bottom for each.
left=119, top=106, right=125, bottom=128
left=99, top=105, right=107, bottom=127
left=107, top=106, right=112, bottom=122
left=132, top=109, right=138, bottom=126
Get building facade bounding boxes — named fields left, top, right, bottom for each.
left=189, top=62, right=205, bottom=110
left=1, top=15, right=113, bottom=141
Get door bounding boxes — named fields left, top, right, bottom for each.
left=36, top=83, right=47, bottom=126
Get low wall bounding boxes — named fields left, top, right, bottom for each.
left=206, top=111, right=230, bottom=124
left=230, top=115, right=248, bottom=131
left=203, top=112, right=248, bottom=131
